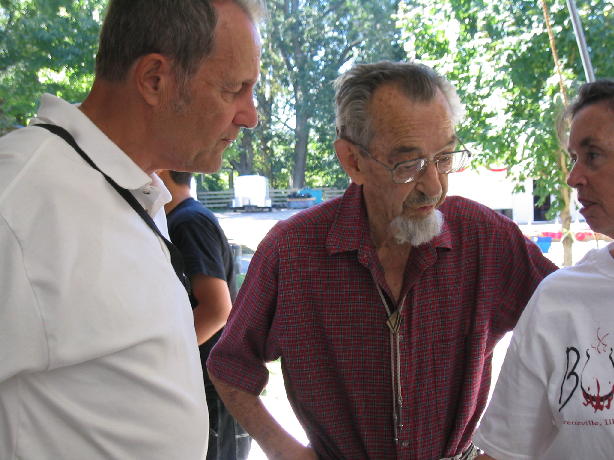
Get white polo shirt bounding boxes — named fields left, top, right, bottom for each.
left=0, top=94, right=208, bottom=459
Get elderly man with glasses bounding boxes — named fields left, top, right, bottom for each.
left=207, top=61, right=557, bottom=460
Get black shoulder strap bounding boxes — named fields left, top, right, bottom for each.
left=35, top=123, right=191, bottom=294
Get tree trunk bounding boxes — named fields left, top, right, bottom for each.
left=236, top=130, right=255, bottom=175
left=558, top=149, right=573, bottom=267
left=291, top=107, right=309, bottom=189
left=560, top=194, right=573, bottom=267
left=256, top=83, right=275, bottom=182
left=541, top=0, right=573, bottom=266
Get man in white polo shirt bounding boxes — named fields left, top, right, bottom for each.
left=0, top=0, right=264, bottom=458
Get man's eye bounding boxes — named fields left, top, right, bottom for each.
left=587, top=151, right=600, bottom=161
left=396, top=162, right=420, bottom=173
left=436, top=154, right=453, bottom=164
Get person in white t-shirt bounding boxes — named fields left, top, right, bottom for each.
left=474, top=79, right=614, bottom=459
left=0, top=1, right=264, bottom=459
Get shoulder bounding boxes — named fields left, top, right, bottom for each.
left=264, top=197, right=340, bottom=244
left=0, top=126, right=65, bottom=188
left=440, top=195, right=517, bottom=230
left=534, top=249, right=607, bottom=298
left=438, top=195, right=558, bottom=276
left=0, top=126, right=102, bottom=217
left=440, top=195, right=529, bottom=244
left=282, top=196, right=340, bottom=227
left=513, top=256, right=600, bottom=333
left=168, top=199, right=219, bottom=229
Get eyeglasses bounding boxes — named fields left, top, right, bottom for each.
left=346, top=138, right=472, bottom=184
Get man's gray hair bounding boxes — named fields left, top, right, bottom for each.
left=95, top=0, right=267, bottom=82
left=334, top=61, right=464, bottom=147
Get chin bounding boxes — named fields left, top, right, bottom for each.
left=391, top=210, right=444, bottom=247
left=590, top=223, right=614, bottom=239
left=193, top=151, right=223, bottom=174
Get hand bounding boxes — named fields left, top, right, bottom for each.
left=268, top=444, right=318, bottom=460
left=475, top=455, right=496, bottom=460
left=292, top=445, right=318, bottom=460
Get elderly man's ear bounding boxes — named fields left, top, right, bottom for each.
left=335, top=138, right=366, bottom=185
left=132, top=53, right=176, bottom=107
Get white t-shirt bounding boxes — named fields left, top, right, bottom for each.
left=474, top=243, right=614, bottom=459
left=0, top=94, right=208, bottom=459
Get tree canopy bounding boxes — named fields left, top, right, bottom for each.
left=0, top=0, right=102, bottom=132
left=222, top=0, right=404, bottom=189
left=396, top=0, right=613, bottom=209
left=2, top=0, right=613, bottom=224
left=396, top=0, right=613, bottom=264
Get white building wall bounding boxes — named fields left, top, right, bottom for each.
left=448, top=166, right=583, bottom=224
left=448, top=167, right=533, bottom=224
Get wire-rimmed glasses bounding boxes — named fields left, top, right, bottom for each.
left=345, top=138, right=472, bottom=184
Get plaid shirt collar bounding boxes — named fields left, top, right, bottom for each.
left=326, top=182, right=453, bottom=256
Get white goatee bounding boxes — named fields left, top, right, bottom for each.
left=390, top=210, right=444, bottom=247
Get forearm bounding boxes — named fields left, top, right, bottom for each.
left=193, top=305, right=226, bottom=345
left=209, top=372, right=317, bottom=460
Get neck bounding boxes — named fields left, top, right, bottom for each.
left=369, top=220, right=400, bottom=249
left=365, top=205, right=406, bottom=251
left=164, top=185, right=192, bottom=214
left=79, top=79, right=156, bottom=174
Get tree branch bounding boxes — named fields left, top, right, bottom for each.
left=335, top=38, right=364, bottom=69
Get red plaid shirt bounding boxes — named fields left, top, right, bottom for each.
left=208, top=183, right=557, bottom=460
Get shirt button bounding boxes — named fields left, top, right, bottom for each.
left=401, top=441, right=410, bottom=448
left=142, top=186, right=152, bottom=195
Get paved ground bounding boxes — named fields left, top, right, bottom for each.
left=216, top=209, right=302, bottom=252
left=213, top=208, right=606, bottom=459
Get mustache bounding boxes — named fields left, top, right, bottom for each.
left=405, top=191, right=441, bottom=207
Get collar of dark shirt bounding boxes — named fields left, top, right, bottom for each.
left=326, top=182, right=453, bottom=256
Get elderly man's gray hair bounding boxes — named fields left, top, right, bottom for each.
left=334, top=61, right=464, bottom=148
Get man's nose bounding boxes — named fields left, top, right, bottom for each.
left=566, top=161, right=586, bottom=189
left=235, top=95, right=258, bottom=129
left=416, top=160, right=443, bottom=197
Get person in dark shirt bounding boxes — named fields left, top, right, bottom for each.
left=160, top=170, right=251, bottom=460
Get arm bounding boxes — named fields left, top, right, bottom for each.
left=209, top=373, right=317, bottom=460
left=493, top=221, right=558, bottom=334
left=165, top=210, right=234, bottom=344
left=474, top=286, right=556, bottom=459
left=191, top=273, right=231, bottom=345
left=0, top=218, right=48, bottom=382
left=475, top=455, right=496, bottom=460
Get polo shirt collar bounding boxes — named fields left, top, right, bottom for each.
left=31, top=93, right=152, bottom=192
left=327, top=182, right=453, bottom=254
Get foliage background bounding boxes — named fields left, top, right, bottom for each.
left=396, top=0, right=613, bottom=219
left=0, top=0, right=102, bottom=130
left=1, top=0, right=612, bottom=206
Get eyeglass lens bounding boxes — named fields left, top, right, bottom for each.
left=392, top=151, right=469, bottom=183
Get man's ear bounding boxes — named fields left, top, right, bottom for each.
left=335, top=138, right=366, bottom=185
left=133, top=53, right=175, bottom=107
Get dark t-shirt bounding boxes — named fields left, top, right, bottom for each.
left=166, top=197, right=237, bottom=383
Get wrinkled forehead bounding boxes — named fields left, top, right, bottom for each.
left=368, top=86, right=455, bottom=147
